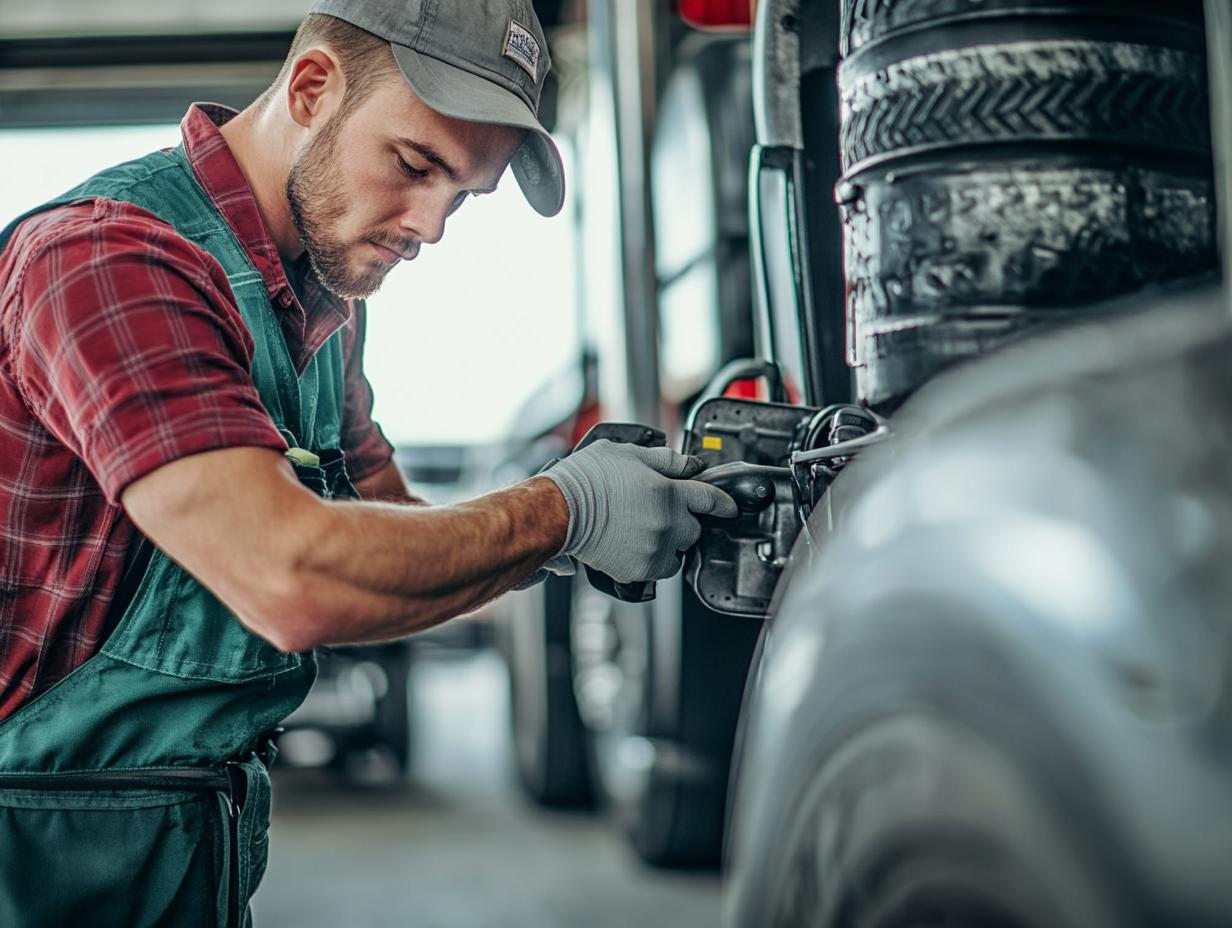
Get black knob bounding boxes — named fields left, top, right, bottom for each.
left=695, top=463, right=782, bottom=514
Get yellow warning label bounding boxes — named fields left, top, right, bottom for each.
left=702, top=436, right=723, bottom=451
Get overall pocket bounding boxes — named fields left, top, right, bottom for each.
left=0, top=788, right=225, bottom=928
left=103, top=550, right=303, bottom=683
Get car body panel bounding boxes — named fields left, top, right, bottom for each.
left=726, top=280, right=1232, bottom=925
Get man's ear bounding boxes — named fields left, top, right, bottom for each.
left=285, top=47, right=345, bottom=129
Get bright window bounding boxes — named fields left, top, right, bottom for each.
left=363, top=150, right=579, bottom=446
left=0, top=125, right=580, bottom=447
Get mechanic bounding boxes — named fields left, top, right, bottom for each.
left=0, top=1, right=737, bottom=924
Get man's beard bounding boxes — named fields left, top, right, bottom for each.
left=285, top=113, right=415, bottom=300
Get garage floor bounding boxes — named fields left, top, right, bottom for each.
left=252, top=649, right=721, bottom=928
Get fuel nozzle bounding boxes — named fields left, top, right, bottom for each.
left=695, top=462, right=782, bottom=516
left=564, top=422, right=787, bottom=604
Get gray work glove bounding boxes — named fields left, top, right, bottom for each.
left=510, top=553, right=575, bottom=591
left=540, top=440, right=738, bottom=584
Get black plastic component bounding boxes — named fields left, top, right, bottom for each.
left=573, top=422, right=664, bottom=452
left=786, top=403, right=887, bottom=522
left=827, top=407, right=877, bottom=445
left=572, top=417, right=803, bottom=615
left=698, top=358, right=790, bottom=405
left=571, top=422, right=667, bottom=604
left=584, top=567, right=657, bottom=604
left=696, top=462, right=781, bottom=516
left=683, top=397, right=818, bottom=617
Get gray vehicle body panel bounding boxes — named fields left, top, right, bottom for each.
left=726, top=280, right=1232, bottom=924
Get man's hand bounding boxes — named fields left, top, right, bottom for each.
left=541, top=440, right=738, bottom=584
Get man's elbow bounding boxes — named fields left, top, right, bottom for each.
left=249, top=616, right=319, bottom=655
left=232, top=567, right=339, bottom=654
left=236, top=563, right=427, bottom=653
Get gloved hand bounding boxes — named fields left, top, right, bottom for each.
left=540, top=440, right=738, bottom=584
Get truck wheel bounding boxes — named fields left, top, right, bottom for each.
left=505, top=574, right=596, bottom=808
left=840, top=0, right=1205, bottom=59
left=373, top=644, right=415, bottom=776
left=626, top=742, right=728, bottom=869
left=837, top=0, right=1214, bottom=408
left=574, top=576, right=760, bottom=868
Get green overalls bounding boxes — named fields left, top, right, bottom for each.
left=0, top=146, right=355, bottom=926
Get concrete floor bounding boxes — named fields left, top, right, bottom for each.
left=251, top=650, right=721, bottom=928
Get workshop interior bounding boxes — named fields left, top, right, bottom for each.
left=3, top=0, right=1232, bottom=925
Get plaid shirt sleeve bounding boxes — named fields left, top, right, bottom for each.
left=7, top=199, right=287, bottom=505
left=339, top=299, right=395, bottom=483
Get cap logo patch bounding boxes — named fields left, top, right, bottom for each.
left=503, top=19, right=540, bottom=80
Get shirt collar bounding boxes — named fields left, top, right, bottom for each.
left=178, top=104, right=352, bottom=366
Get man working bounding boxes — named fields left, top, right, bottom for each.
left=0, top=1, right=736, bottom=924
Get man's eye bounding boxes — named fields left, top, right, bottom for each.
left=448, top=191, right=469, bottom=215
left=396, top=156, right=428, bottom=179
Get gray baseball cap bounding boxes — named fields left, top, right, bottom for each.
left=306, top=0, right=565, bottom=217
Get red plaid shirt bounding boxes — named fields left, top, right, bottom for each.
left=0, top=104, right=394, bottom=721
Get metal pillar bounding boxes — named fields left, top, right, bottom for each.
left=586, top=0, right=663, bottom=427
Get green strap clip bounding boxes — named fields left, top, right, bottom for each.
left=284, top=447, right=321, bottom=468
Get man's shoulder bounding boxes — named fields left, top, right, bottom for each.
left=9, top=197, right=178, bottom=254
left=0, top=195, right=243, bottom=361
left=3, top=197, right=213, bottom=292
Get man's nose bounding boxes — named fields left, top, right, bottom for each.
left=399, top=192, right=453, bottom=246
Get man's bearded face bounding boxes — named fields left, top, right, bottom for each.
left=285, top=110, right=419, bottom=301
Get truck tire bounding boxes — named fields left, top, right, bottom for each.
left=373, top=643, right=415, bottom=776
left=839, top=0, right=1204, bottom=58
left=574, top=576, right=760, bottom=868
left=505, top=574, right=596, bottom=808
left=836, top=0, right=1215, bottom=408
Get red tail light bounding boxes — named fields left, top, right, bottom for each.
left=723, top=378, right=764, bottom=400
left=722, top=376, right=804, bottom=404
left=568, top=400, right=603, bottom=448
left=678, top=0, right=754, bottom=29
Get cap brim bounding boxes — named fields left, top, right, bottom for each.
left=390, top=43, right=565, bottom=218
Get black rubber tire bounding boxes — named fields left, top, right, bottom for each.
left=836, top=0, right=1215, bottom=409
left=506, top=574, right=596, bottom=808
left=624, top=585, right=761, bottom=869
left=840, top=0, right=1204, bottom=57
left=840, top=42, right=1209, bottom=176
left=373, top=644, right=414, bottom=776
left=628, top=756, right=728, bottom=869
left=569, top=574, right=759, bottom=868
left=840, top=162, right=1217, bottom=408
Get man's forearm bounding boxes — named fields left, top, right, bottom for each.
left=121, top=447, right=567, bottom=653
left=122, top=441, right=727, bottom=655
left=281, top=475, right=568, bottom=648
